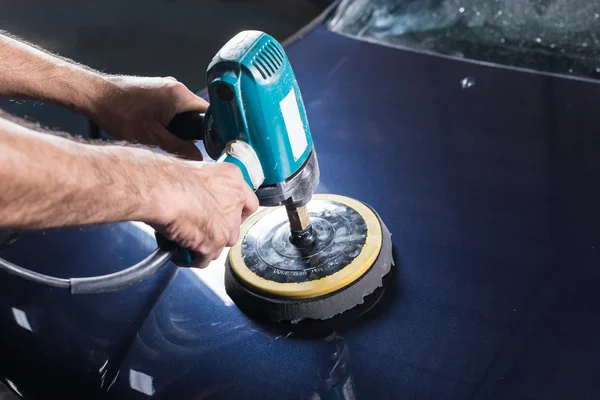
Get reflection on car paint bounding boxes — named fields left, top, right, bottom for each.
left=189, top=250, right=235, bottom=307
left=460, top=76, right=476, bottom=89
left=4, top=379, right=22, bottom=398
left=129, top=369, right=155, bottom=396
left=11, top=308, right=32, bottom=332
left=107, top=266, right=359, bottom=399
left=0, top=222, right=178, bottom=399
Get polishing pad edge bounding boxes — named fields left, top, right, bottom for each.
left=228, top=194, right=383, bottom=299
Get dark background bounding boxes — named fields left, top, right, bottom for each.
left=0, top=0, right=327, bottom=138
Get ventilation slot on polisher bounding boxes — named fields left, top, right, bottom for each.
left=252, top=41, right=284, bottom=79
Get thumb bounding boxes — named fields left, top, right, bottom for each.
left=178, top=92, right=209, bottom=114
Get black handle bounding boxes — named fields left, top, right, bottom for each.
left=166, top=112, right=206, bottom=141
left=161, top=111, right=207, bottom=263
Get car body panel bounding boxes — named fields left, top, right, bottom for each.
left=0, top=223, right=177, bottom=399
left=108, top=24, right=600, bottom=400
left=3, top=8, right=600, bottom=400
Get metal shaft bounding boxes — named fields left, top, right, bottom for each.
left=285, top=204, right=315, bottom=247
left=286, top=204, right=311, bottom=232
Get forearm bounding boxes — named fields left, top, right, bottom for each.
left=0, top=32, right=105, bottom=114
left=0, top=115, right=177, bottom=230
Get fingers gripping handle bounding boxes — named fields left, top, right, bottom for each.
left=164, top=141, right=264, bottom=264
left=160, top=111, right=205, bottom=263
left=162, top=111, right=265, bottom=264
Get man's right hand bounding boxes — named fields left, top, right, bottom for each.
left=149, top=161, right=259, bottom=269
left=0, top=113, right=258, bottom=270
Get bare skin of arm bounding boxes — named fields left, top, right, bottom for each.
left=0, top=31, right=207, bottom=160
left=0, top=32, right=260, bottom=268
left=0, top=115, right=258, bottom=268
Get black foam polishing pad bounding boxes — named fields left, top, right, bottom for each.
left=225, top=194, right=393, bottom=322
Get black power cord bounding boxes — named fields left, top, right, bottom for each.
left=0, top=246, right=176, bottom=294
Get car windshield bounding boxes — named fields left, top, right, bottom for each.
left=329, top=0, right=600, bottom=81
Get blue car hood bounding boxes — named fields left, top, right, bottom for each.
left=3, top=18, right=600, bottom=400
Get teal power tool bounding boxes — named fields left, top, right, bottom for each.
left=167, top=31, right=393, bottom=321
left=163, top=30, right=321, bottom=263
left=0, top=31, right=393, bottom=321
left=171, top=31, right=316, bottom=188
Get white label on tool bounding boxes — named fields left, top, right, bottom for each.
left=280, top=88, right=308, bottom=161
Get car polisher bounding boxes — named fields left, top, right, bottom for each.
left=167, top=30, right=394, bottom=321
left=0, top=31, right=393, bottom=322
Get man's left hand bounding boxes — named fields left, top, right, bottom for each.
left=88, top=75, right=208, bottom=160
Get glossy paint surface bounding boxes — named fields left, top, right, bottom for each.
left=108, top=26, right=600, bottom=399
left=3, top=20, right=600, bottom=400
left=0, top=223, right=177, bottom=399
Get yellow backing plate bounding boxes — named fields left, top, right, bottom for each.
left=228, top=194, right=383, bottom=299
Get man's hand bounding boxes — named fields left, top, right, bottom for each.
left=151, top=162, right=259, bottom=268
left=0, top=32, right=261, bottom=268
left=0, top=32, right=206, bottom=160
left=88, top=75, right=208, bottom=161
left=0, top=115, right=258, bottom=269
